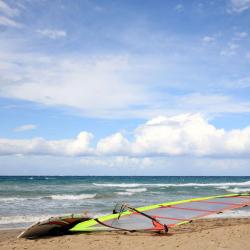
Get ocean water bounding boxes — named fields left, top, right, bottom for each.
left=0, top=176, right=250, bottom=229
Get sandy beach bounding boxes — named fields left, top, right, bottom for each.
left=0, top=218, right=249, bottom=250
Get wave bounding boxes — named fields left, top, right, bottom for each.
left=125, top=188, right=147, bottom=193
left=94, top=183, right=142, bottom=188
left=207, top=209, right=250, bottom=219
left=116, top=188, right=147, bottom=196
left=116, top=191, right=134, bottom=196
left=0, top=212, right=109, bottom=227
left=50, top=194, right=96, bottom=200
left=0, top=193, right=97, bottom=202
left=225, top=188, right=250, bottom=193
left=93, top=181, right=250, bottom=188
left=0, top=215, right=53, bottom=225
left=0, top=197, right=41, bottom=202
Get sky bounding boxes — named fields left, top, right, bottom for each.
left=0, top=0, right=250, bottom=175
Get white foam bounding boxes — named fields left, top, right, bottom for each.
left=0, top=197, right=41, bottom=202
left=116, top=188, right=147, bottom=196
left=216, top=186, right=230, bottom=190
left=226, top=188, right=250, bottom=193
left=50, top=194, right=96, bottom=200
left=93, top=181, right=250, bottom=188
left=94, top=183, right=142, bottom=188
left=0, top=193, right=97, bottom=202
left=116, top=191, right=134, bottom=196
left=206, top=209, right=250, bottom=219
left=0, top=215, right=52, bottom=225
left=0, top=197, right=28, bottom=202
left=124, top=188, right=147, bottom=193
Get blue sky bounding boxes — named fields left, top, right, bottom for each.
left=0, top=0, right=250, bottom=175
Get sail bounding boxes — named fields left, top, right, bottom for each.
left=70, top=193, right=250, bottom=232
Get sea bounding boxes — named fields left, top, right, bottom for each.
left=0, top=176, right=250, bottom=229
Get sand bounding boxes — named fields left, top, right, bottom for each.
left=0, top=218, right=250, bottom=250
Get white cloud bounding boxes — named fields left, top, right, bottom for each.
left=97, top=133, right=130, bottom=155
left=0, top=0, right=21, bottom=28
left=36, top=29, right=67, bottom=39
left=229, top=43, right=239, bottom=50
left=220, top=43, right=239, bottom=56
left=175, top=4, right=184, bottom=12
left=0, top=132, right=93, bottom=156
left=2, top=114, right=250, bottom=158
left=202, top=36, right=215, bottom=43
left=229, top=0, right=250, bottom=13
left=234, top=31, right=248, bottom=39
left=177, top=93, right=250, bottom=114
left=0, top=51, right=150, bottom=118
left=1, top=47, right=250, bottom=119
left=231, top=77, right=250, bottom=88
left=0, top=15, right=20, bottom=27
left=0, top=0, right=19, bottom=17
left=14, top=124, right=37, bottom=132
left=80, top=156, right=152, bottom=168
left=0, top=21, right=250, bottom=119
left=95, top=114, right=250, bottom=158
left=131, top=114, right=223, bottom=157
left=129, top=114, right=250, bottom=157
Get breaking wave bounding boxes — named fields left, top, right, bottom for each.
left=225, top=188, right=250, bottom=193
left=0, top=215, right=53, bottom=225
left=94, top=183, right=142, bottom=188
left=207, top=209, right=250, bottom=219
left=93, top=181, right=250, bottom=188
left=0, top=197, right=32, bottom=202
left=0, top=193, right=97, bottom=202
left=116, top=191, right=134, bottom=196
left=124, top=188, right=147, bottom=193
left=50, top=194, right=97, bottom=200
left=116, top=188, right=147, bottom=196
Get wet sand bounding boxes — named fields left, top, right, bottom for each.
left=0, top=218, right=250, bottom=250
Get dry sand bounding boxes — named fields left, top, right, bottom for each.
left=0, top=218, right=250, bottom=250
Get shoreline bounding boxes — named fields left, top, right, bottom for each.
left=0, top=218, right=250, bottom=250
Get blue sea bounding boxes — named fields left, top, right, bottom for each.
left=0, top=176, right=250, bottom=229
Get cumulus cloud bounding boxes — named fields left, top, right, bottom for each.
left=95, top=114, right=250, bottom=158
left=130, top=114, right=250, bottom=157
left=229, top=0, right=250, bottom=13
left=36, top=29, right=67, bottom=39
left=13, top=124, right=37, bottom=132
left=97, top=133, right=130, bottom=155
left=0, top=132, right=93, bottom=156
left=2, top=114, right=250, bottom=158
